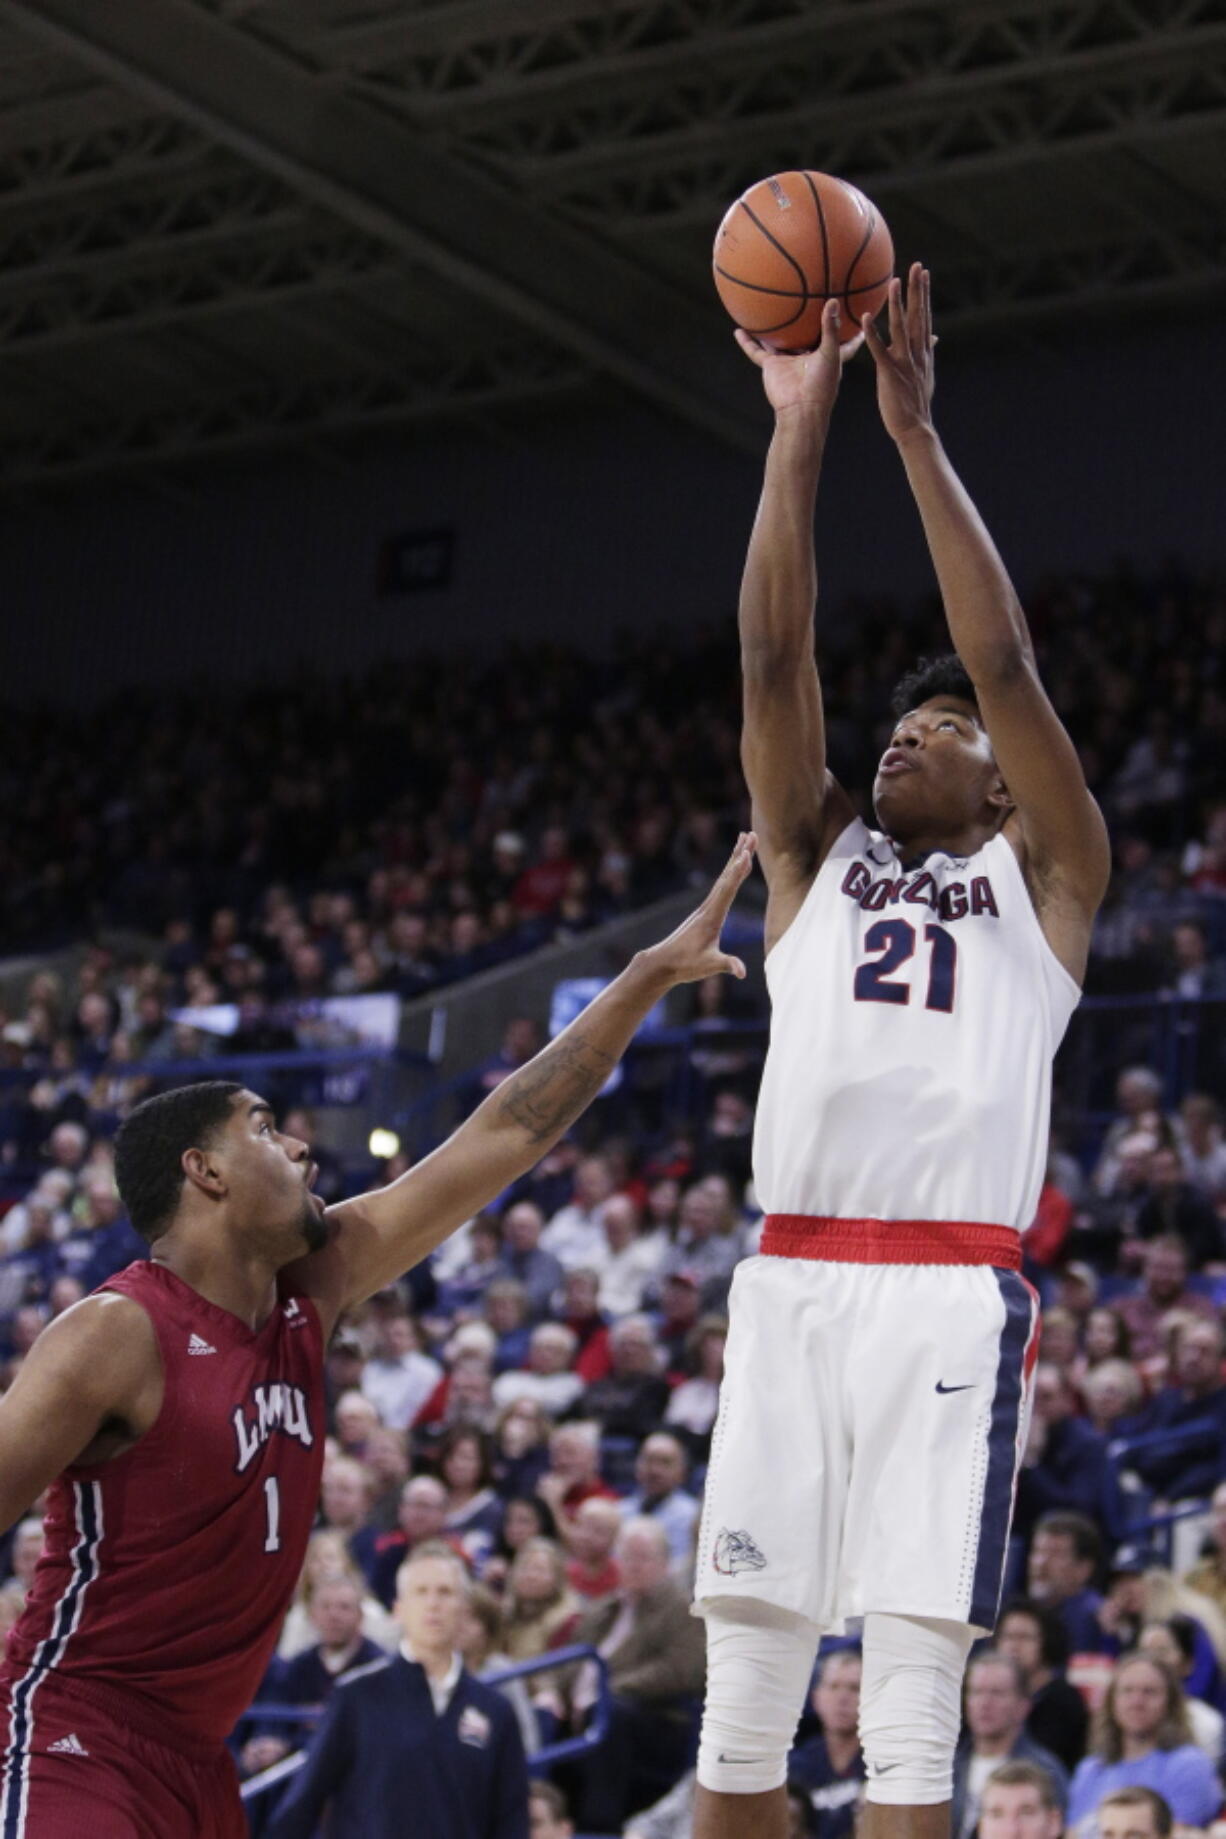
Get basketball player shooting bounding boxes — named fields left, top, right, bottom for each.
left=0, top=839, right=754, bottom=1838
left=691, top=266, right=1110, bottom=1839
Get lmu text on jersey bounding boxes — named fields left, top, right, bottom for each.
left=841, top=863, right=1000, bottom=922
left=232, top=1382, right=315, bottom=1472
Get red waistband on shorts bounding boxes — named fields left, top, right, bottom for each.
left=760, top=1215, right=1021, bottom=1269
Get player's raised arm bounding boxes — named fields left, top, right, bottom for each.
left=296, top=837, right=756, bottom=1324
left=0, top=1292, right=160, bottom=1535
left=863, top=265, right=1110, bottom=972
left=735, top=300, right=860, bottom=951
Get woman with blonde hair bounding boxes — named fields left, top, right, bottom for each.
left=500, top=1536, right=581, bottom=1663
left=1067, top=1654, right=1221, bottom=1832
left=277, top=1529, right=397, bottom=1658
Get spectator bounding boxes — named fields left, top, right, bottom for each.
left=535, top=1421, right=617, bottom=1543
left=1182, top=1479, right=1226, bottom=1617
left=528, top=1782, right=573, bottom=1839
left=1115, top=1238, right=1216, bottom=1365
left=997, top=1599, right=1091, bottom=1773
left=1178, top=1095, right=1226, bottom=1203
left=580, top=1315, right=671, bottom=1444
left=241, top=1574, right=388, bottom=1779
left=657, top=1181, right=745, bottom=1296
left=788, top=1648, right=865, bottom=1839
left=664, top=1314, right=727, bottom=1456
left=1095, top=1786, right=1171, bottom=1839
left=269, top=1542, right=529, bottom=1839
left=978, top=1762, right=1066, bottom=1839
left=364, top=1425, right=410, bottom=1533
left=1132, top=1149, right=1223, bottom=1269
left=1127, top=1318, right=1226, bottom=1503
left=1066, top=1655, right=1222, bottom=1832
left=360, top=1309, right=443, bottom=1431
left=437, top=1428, right=504, bottom=1570
left=652, top=1272, right=703, bottom=1375
left=1016, top=1367, right=1119, bottom=1542
left=542, top=1156, right=617, bottom=1270
left=484, top=1280, right=534, bottom=1374
left=1162, top=920, right=1226, bottom=1000
left=483, top=1496, right=560, bottom=1593
left=617, top=1432, right=700, bottom=1572
left=278, top=1530, right=397, bottom=1659
left=1, top=1520, right=44, bottom=1614
left=458, top=1582, right=540, bottom=1761
left=371, top=1475, right=452, bottom=1609
left=499, top=1538, right=581, bottom=1684
left=565, top=1498, right=622, bottom=1605
left=1081, top=1361, right=1144, bottom=1438
left=593, top=1194, right=665, bottom=1317
left=1027, top=1513, right=1115, bottom=1656
left=319, top=1455, right=380, bottom=1580
left=490, top=1398, right=552, bottom=1500
left=333, top=1388, right=381, bottom=1460
left=952, top=1651, right=1068, bottom=1839
left=1083, top=1309, right=1134, bottom=1372
left=1136, top=1617, right=1224, bottom=1763
left=570, top=1518, right=706, bottom=1833
left=557, top=1267, right=613, bottom=1383
left=491, top=1323, right=584, bottom=1417
left=437, top=1217, right=505, bottom=1322
left=1093, top=1070, right=1170, bottom=1198
left=498, top=1203, right=564, bottom=1322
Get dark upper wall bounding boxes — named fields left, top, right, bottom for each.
left=1, top=315, right=1218, bottom=705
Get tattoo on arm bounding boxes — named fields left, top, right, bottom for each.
left=495, top=1030, right=617, bottom=1145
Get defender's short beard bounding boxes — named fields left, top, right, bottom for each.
left=300, top=1199, right=328, bottom=1255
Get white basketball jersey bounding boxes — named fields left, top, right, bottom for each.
left=753, top=817, right=1081, bottom=1231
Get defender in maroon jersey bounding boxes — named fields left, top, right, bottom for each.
left=0, top=837, right=756, bottom=1838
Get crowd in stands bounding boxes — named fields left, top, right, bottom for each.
left=0, top=559, right=1225, bottom=1834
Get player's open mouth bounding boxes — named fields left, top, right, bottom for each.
left=879, top=748, right=919, bottom=775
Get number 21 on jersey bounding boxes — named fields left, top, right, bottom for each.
left=854, top=919, right=958, bottom=1012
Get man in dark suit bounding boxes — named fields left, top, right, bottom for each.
left=270, top=1542, right=529, bottom=1839
left=569, top=1517, right=706, bottom=1833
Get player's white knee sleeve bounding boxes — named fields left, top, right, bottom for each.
left=696, top=1600, right=818, bottom=1796
left=859, top=1613, right=975, bottom=1806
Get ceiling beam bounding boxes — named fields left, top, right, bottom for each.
left=0, top=0, right=761, bottom=453
left=0, top=340, right=590, bottom=487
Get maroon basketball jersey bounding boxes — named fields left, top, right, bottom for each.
left=3, top=1261, right=325, bottom=1749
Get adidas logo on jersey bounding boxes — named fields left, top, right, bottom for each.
left=48, top=1733, right=89, bottom=1756
left=188, top=1333, right=217, bottom=1356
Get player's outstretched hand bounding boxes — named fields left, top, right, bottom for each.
left=735, top=298, right=864, bottom=422
left=862, top=261, right=936, bottom=444
left=640, top=833, right=757, bottom=987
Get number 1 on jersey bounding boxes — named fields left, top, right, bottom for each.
left=263, top=1476, right=281, bottom=1554
left=854, top=919, right=958, bottom=1012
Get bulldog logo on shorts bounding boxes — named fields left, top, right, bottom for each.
left=713, top=1528, right=766, bottom=1575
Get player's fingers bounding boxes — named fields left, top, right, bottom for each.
left=715, top=954, right=747, bottom=981
left=861, top=310, right=887, bottom=359
left=839, top=329, right=866, bottom=364
left=922, top=266, right=934, bottom=354
left=733, top=328, right=767, bottom=369
left=886, top=274, right=904, bottom=348
left=906, top=260, right=925, bottom=359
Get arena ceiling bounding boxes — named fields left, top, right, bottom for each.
left=0, top=0, right=1221, bottom=486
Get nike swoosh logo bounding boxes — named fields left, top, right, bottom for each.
left=935, top=1381, right=975, bottom=1394
left=871, top=1763, right=903, bottom=1775
left=718, top=1755, right=757, bottom=1765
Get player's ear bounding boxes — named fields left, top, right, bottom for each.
left=182, top=1146, right=227, bottom=1199
left=986, top=768, right=1013, bottom=813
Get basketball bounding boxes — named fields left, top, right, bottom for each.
left=713, top=171, right=894, bottom=351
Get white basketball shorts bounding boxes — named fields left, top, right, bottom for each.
left=694, top=1228, right=1039, bottom=1636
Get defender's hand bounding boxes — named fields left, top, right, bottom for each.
left=735, top=299, right=864, bottom=422
left=637, top=834, right=757, bottom=988
left=863, top=261, right=936, bottom=444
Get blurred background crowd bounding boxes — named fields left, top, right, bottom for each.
left=1, top=558, right=1225, bottom=1836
